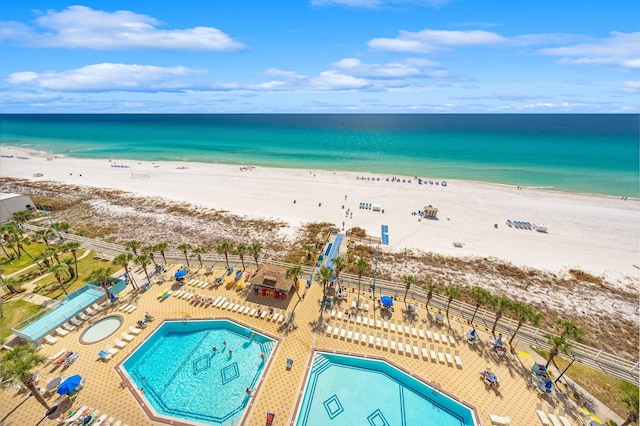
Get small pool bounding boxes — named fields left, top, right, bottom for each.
left=295, top=352, right=477, bottom=426
left=80, top=315, right=122, bottom=344
left=121, top=319, right=276, bottom=425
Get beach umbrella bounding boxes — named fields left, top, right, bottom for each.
left=407, top=304, right=417, bottom=313
left=57, top=375, right=82, bottom=395
left=380, top=296, right=393, bottom=308
left=174, top=269, right=187, bottom=279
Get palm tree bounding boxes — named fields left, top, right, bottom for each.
left=354, top=257, right=370, bottom=307
left=34, top=228, right=55, bottom=246
left=424, top=282, right=438, bottom=313
left=89, top=267, right=115, bottom=301
left=402, top=274, right=417, bottom=301
left=192, top=247, right=207, bottom=268
left=332, top=256, right=346, bottom=281
left=134, top=254, right=152, bottom=284
left=113, top=253, right=135, bottom=289
left=556, top=319, right=583, bottom=341
left=216, top=242, right=234, bottom=268
left=0, top=277, right=23, bottom=294
left=48, top=263, right=69, bottom=295
left=62, top=258, right=75, bottom=279
left=44, top=246, right=61, bottom=265
left=303, top=244, right=314, bottom=262
left=63, top=241, right=81, bottom=278
left=155, top=242, right=168, bottom=264
left=235, top=244, right=247, bottom=270
left=444, top=287, right=461, bottom=319
left=177, top=243, right=192, bottom=267
left=126, top=240, right=141, bottom=255
left=142, top=245, right=157, bottom=266
left=12, top=234, right=34, bottom=260
left=53, top=221, right=71, bottom=233
left=490, top=296, right=511, bottom=336
left=508, top=303, right=541, bottom=349
left=316, top=265, right=333, bottom=300
left=11, top=210, right=32, bottom=223
left=544, top=334, right=572, bottom=369
left=249, top=242, right=262, bottom=269
left=0, top=344, right=55, bottom=415
left=469, top=287, right=492, bottom=325
left=286, top=265, right=303, bottom=300
left=621, top=390, right=639, bottom=426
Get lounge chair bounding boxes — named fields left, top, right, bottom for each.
left=490, top=414, right=511, bottom=425
left=114, top=339, right=128, bottom=348
left=548, top=413, right=563, bottom=426
left=62, top=322, right=76, bottom=332
left=98, top=350, right=112, bottom=361
left=44, top=334, right=58, bottom=344
left=106, top=346, right=119, bottom=355
left=286, top=359, right=293, bottom=371
left=454, top=350, right=463, bottom=367
left=121, top=332, right=135, bottom=342
left=445, top=348, right=454, bottom=365
left=56, top=327, right=70, bottom=336
left=325, top=324, right=333, bottom=335
left=536, top=403, right=551, bottom=425
left=48, top=348, right=67, bottom=361
left=77, top=312, right=90, bottom=321
left=84, top=307, right=97, bottom=316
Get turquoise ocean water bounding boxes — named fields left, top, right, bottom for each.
left=0, top=114, right=638, bottom=197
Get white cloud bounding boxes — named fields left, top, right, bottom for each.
left=331, top=57, right=437, bottom=78
left=1, top=6, right=245, bottom=51
left=539, top=32, right=640, bottom=71
left=308, top=71, right=371, bottom=90
left=369, top=29, right=506, bottom=53
left=622, top=80, right=640, bottom=93
left=264, top=68, right=306, bottom=79
left=310, top=0, right=452, bottom=8
left=5, top=63, right=202, bottom=91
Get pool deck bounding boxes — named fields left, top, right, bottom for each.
left=1, top=264, right=592, bottom=426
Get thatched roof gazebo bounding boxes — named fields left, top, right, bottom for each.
left=250, top=264, right=294, bottom=297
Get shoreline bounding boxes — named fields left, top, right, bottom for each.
left=1, top=144, right=639, bottom=280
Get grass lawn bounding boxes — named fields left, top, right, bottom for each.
left=0, top=241, right=48, bottom=275
left=534, top=348, right=638, bottom=421
left=0, top=299, right=45, bottom=341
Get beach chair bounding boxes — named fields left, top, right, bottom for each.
left=429, top=344, right=437, bottom=362
left=70, top=317, right=84, bottom=327
left=331, top=309, right=336, bottom=318
left=56, top=327, right=69, bottom=336
left=337, top=311, right=343, bottom=320
left=48, top=348, right=67, bottom=362
left=354, top=329, right=360, bottom=342
left=449, top=334, right=456, bottom=345
left=375, top=319, right=381, bottom=329
left=454, top=350, right=463, bottom=367
left=404, top=324, right=411, bottom=336
left=383, top=320, right=389, bottom=331
left=364, top=303, right=369, bottom=312
left=411, top=326, right=418, bottom=338
left=421, top=343, right=428, bottom=359
left=360, top=331, right=367, bottom=345
left=433, top=330, right=440, bottom=343
left=558, top=416, right=571, bottom=426
left=548, top=413, right=562, bottom=426
left=382, top=334, right=389, bottom=350
left=441, top=333, right=449, bottom=344
left=91, top=303, right=104, bottom=312
left=418, top=325, right=425, bottom=339
left=536, top=404, right=551, bottom=426
left=84, top=306, right=97, bottom=316
left=333, top=326, right=339, bottom=338
left=114, top=338, right=128, bottom=349
left=412, top=341, right=420, bottom=357
left=286, top=359, right=293, bottom=371
left=44, top=334, right=58, bottom=344
left=426, top=329, right=433, bottom=341
left=128, top=326, right=142, bottom=335
left=437, top=348, right=446, bottom=363
left=445, top=348, right=454, bottom=365
left=98, top=350, right=112, bottom=361
left=490, top=414, right=511, bottom=425
left=389, top=336, right=397, bottom=352
left=113, top=420, right=122, bottom=426
left=340, top=326, right=347, bottom=339
left=77, top=312, right=90, bottom=321
left=60, top=405, right=88, bottom=423
left=106, top=346, right=119, bottom=355
left=122, top=332, right=135, bottom=342
left=62, top=322, right=76, bottom=332
left=355, top=315, right=362, bottom=325
left=368, top=333, right=375, bottom=346
left=404, top=339, right=412, bottom=355
left=277, top=313, right=285, bottom=323
left=118, top=304, right=130, bottom=312
left=375, top=332, right=382, bottom=348
left=127, top=305, right=138, bottom=313
left=346, top=326, right=353, bottom=341
left=325, top=324, right=333, bottom=335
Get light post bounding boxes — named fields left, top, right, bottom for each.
left=40, top=206, right=61, bottom=239
left=373, top=225, right=389, bottom=320
left=555, top=355, right=577, bottom=384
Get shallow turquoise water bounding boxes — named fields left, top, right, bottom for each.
left=121, top=320, right=275, bottom=426
left=1, top=114, right=637, bottom=196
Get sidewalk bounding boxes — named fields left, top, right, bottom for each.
left=514, top=340, right=624, bottom=425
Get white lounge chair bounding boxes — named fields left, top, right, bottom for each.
left=558, top=416, right=571, bottom=426
left=48, top=348, right=67, bottom=361
left=547, top=414, right=562, bottom=426
left=114, top=339, right=128, bottom=348
left=437, top=347, right=445, bottom=363
left=84, top=307, right=97, bottom=316
left=44, top=334, right=58, bottom=344
left=404, top=340, right=412, bottom=355
left=421, top=343, right=428, bottom=359
left=128, top=326, right=142, bottom=335
left=354, top=329, right=360, bottom=342
left=126, top=305, right=137, bottom=313
left=429, top=344, right=437, bottom=361
left=368, top=334, right=374, bottom=346
left=346, top=327, right=353, bottom=341
left=122, top=332, right=135, bottom=342
left=390, top=322, right=396, bottom=333
left=382, top=334, right=389, bottom=350
left=418, top=325, right=425, bottom=339
left=454, top=350, right=463, bottom=367
left=331, top=309, right=336, bottom=318
left=411, top=326, right=418, bottom=338
left=536, top=404, right=551, bottom=426
left=426, top=329, right=433, bottom=341
left=445, top=348, right=454, bottom=365
left=62, top=322, right=76, bottom=332
left=448, top=334, right=456, bottom=345
left=489, top=414, right=511, bottom=425
left=56, top=327, right=69, bottom=336
left=333, top=326, right=339, bottom=338
left=70, top=318, right=84, bottom=327
left=360, top=332, right=367, bottom=344
left=340, top=327, right=346, bottom=339
left=77, top=313, right=90, bottom=321
left=412, top=341, right=420, bottom=357
left=90, top=303, right=104, bottom=312
left=375, top=333, right=382, bottom=348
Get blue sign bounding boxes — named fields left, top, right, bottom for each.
left=381, top=225, right=389, bottom=245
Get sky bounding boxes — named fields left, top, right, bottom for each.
left=0, top=0, right=638, bottom=113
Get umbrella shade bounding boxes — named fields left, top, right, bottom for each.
left=57, top=375, right=82, bottom=395
left=46, top=377, right=62, bottom=390
left=175, top=270, right=187, bottom=278
left=407, top=304, right=417, bottom=313
left=380, top=296, right=393, bottom=307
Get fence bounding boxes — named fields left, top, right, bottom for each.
left=21, top=223, right=639, bottom=384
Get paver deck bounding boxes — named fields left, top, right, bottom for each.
left=0, top=264, right=590, bottom=426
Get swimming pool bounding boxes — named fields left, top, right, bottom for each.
left=80, top=315, right=122, bottom=344
left=295, top=352, right=477, bottom=426
left=121, top=319, right=276, bottom=425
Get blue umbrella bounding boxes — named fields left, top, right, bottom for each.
left=57, top=374, right=82, bottom=395
left=175, top=269, right=187, bottom=279
left=380, top=296, right=393, bottom=307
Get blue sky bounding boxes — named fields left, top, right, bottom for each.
left=0, top=0, right=638, bottom=113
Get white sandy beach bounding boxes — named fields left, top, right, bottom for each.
left=1, top=145, right=639, bottom=281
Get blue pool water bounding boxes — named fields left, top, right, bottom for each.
left=13, top=284, right=104, bottom=342
left=121, top=319, right=275, bottom=426
left=295, top=352, right=477, bottom=426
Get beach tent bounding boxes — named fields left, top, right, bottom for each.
left=380, top=296, right=393, bottom=307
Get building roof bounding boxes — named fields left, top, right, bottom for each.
left=250, top=264, right=294, bottom=292
left=0, top=193, right=25, bottom=200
